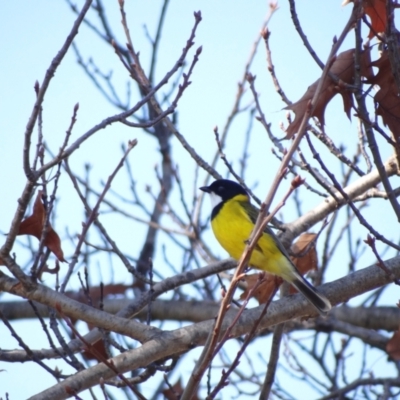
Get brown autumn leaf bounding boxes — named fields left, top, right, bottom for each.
left=367, top=51, right=400, bottom=161
left=240, top=273, right=282, bottom=304
left=363, top=0, right=387, bottom=38
left=290, top=233, right=318, bottom=275
left=36, top=260, right=61, bottom=281
left=387, top=329, right=400, bottom=360
left=289, top=233, right=318, bottom=295
left=163, top=378, right=200, bottom=400
left=284, top=48, right=373, bottom=138
left=18, top=191, right=66, bottom=262
left=82, top=340, right=108, bottom=361
left=343, top=0, right=387, bottom=39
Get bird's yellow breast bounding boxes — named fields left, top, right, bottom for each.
left=211, top=195, right=291, bottom=279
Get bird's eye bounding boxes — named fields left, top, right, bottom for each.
left=217, top=186, right=225, bottom=194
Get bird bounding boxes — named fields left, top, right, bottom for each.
left=200, top=179, right=331, bottom=315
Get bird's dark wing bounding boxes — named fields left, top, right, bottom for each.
left=239, top=200, right=292, bottom=260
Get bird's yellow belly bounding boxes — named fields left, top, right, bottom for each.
left=211, top=201, right=289, bottom=278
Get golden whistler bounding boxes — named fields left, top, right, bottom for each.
left=200, top=179, right=331, bottom=315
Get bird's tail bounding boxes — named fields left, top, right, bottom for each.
left=290, top=273, right=331, bottom=316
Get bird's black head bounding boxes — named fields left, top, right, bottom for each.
left=200, top=179, right=248, bottom=202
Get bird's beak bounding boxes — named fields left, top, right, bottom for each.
left=200, top=186, right=210, bottom=193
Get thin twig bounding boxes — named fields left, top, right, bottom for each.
left=60, top=139, right=138, bottom=292
left=259, top=322, right=285, bottom=399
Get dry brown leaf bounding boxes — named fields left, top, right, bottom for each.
left=1, top=192, right=65, bottom=265
left=37, top=261, right=61, bottom=280
left=289, top=233, right=318, bottom=295
left=18, top=191, right=65, bottom=262
left=363, top=0, right=387, bottom=38
left=367, top=51, right=400, bottom=162
left=290, top=233, right=318, bottom=275
left=162, top=378, right=200, bottom=400
left=343, top=0, right=387, bottom=39
left=240, top=273, right=282, bottom=304
left=284, top=49, right=373, bottom=138
left=81, top=335, right=108, bottom=362
left=387, top=329, right=400, bottom=360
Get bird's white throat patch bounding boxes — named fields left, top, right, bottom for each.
left=209, top=192, right=223, bottom=209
